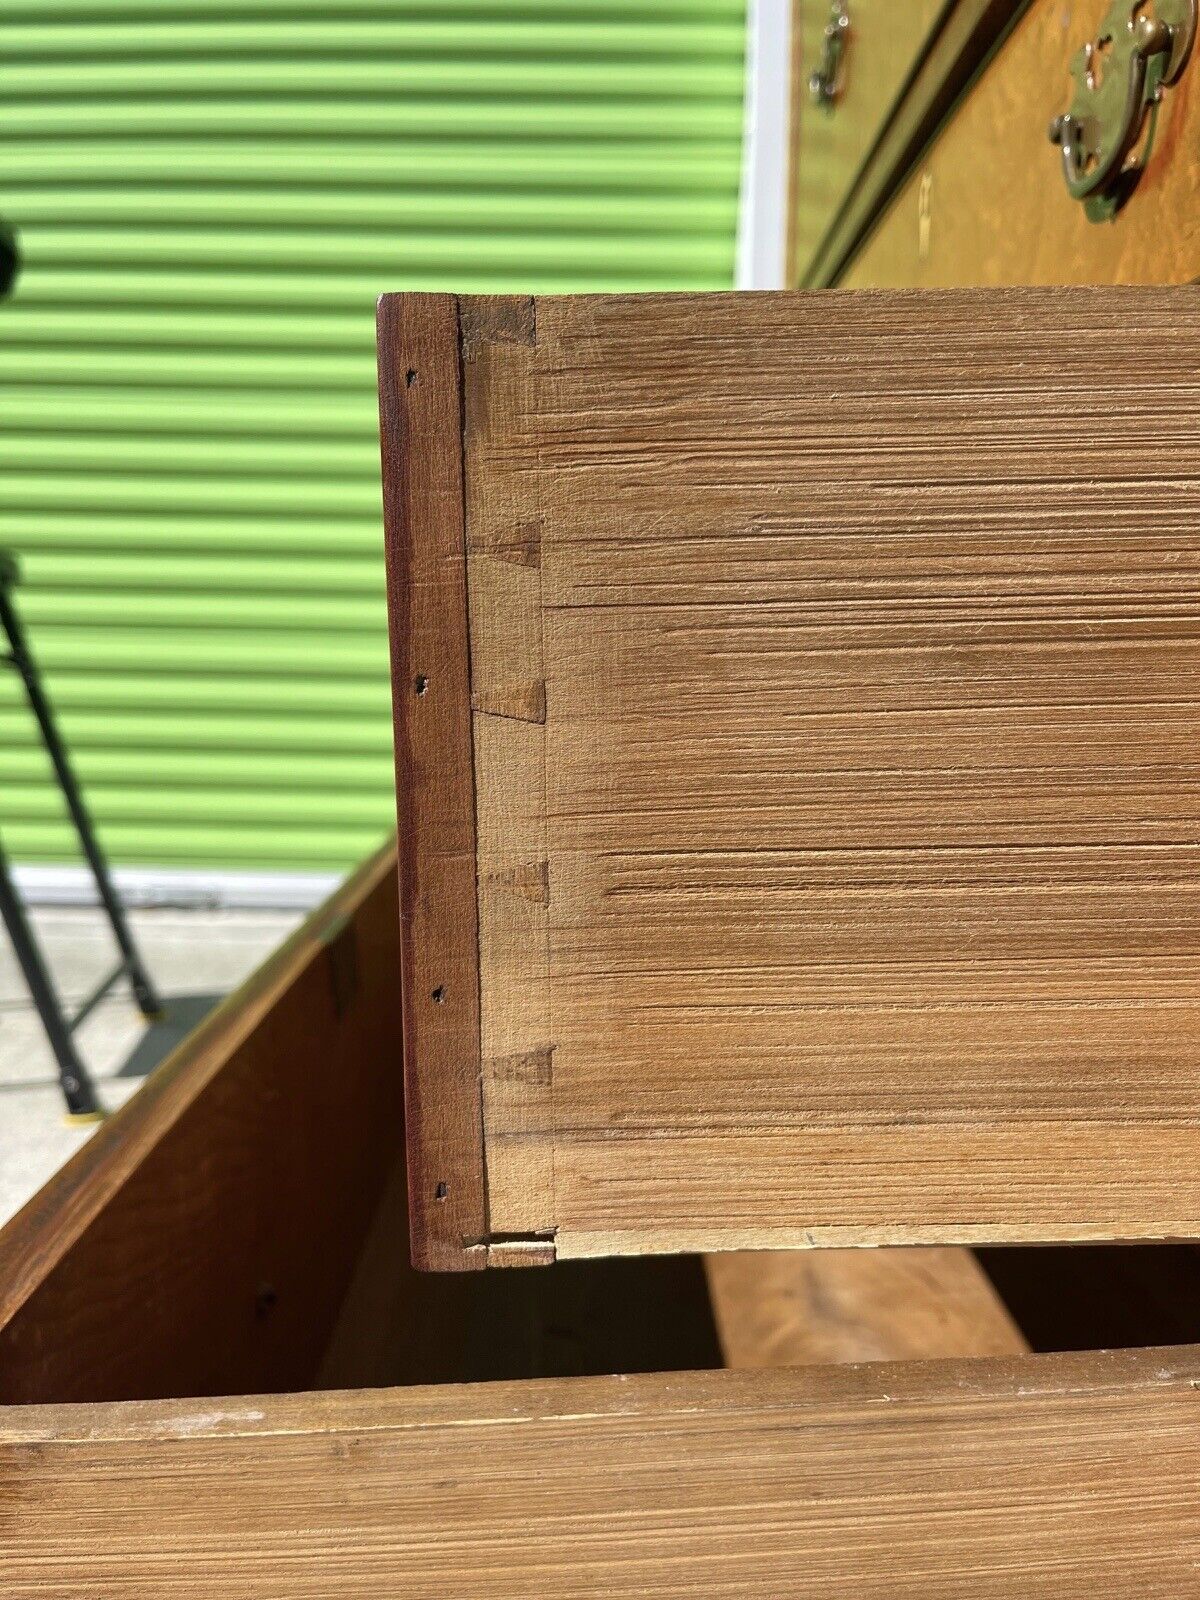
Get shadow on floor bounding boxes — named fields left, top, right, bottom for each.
left=115, top=993, right=224, bottom=1078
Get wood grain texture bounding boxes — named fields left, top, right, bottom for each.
left=463, top=296, right=558, bottom=1248
left=706, top=1247, right=1028, bottom=1366
left=379, top=294, right=488, bottom=1270
left=7, top=1345, right=1200, bottom=1597
left=843, top=0, right=1200, bottom=289
left=0, top=842, right=403, bottom=1404
left=836, top=0, right=1200, bottom=1381
left=793, top=0, right=947, bottom=283
left=390, top=285, right=1200, bottom=1265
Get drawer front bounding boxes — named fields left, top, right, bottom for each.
left=844, top=0, right=1200, bottom=287
left=794, top=0, right=946, bottom=282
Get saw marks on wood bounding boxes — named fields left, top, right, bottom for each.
left=382, top=286, right=1200, bottom=1267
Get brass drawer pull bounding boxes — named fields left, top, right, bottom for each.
left=809, top=3, right=850, bottom=107
left=1049, top=0, right=1195, bottom=220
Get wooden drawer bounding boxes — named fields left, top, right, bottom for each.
left=793, top=0, right=945, bottom=281
left=844, top=0, right=1200, bottom=286
left=383, top=286, right=1200, bottom=1272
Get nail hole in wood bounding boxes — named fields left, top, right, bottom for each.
left=431, top=985, right=446, bottom=1004
left=434, top=1182, right=449, bottom=1202
left=414, top=674, right=428, bottom=695
left=405, top=368, right=418, bottom=387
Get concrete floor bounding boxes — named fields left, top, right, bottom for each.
left=0, top=905, right=302, bottom=1227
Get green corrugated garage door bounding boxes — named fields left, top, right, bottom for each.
left=0, top=1, right=745, bottom=873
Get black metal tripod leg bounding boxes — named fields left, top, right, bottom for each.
left=0, top=584, right=162, bottom=1018
left=0, top=833, right=101, bottom=1119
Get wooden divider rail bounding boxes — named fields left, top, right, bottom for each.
left=7, top=1346, right=1200, bottom=1597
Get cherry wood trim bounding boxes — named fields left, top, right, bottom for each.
left=378, top=292, right=488, bottom=1270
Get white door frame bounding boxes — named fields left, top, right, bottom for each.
left=736, top=0, right=797, bottom=289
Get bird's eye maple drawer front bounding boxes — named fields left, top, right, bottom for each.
left=380, top=286, right=1200, bottom=1272
left=795, top=0, right=947, bottom=284
left=844, top=0, right=1200, bottom=289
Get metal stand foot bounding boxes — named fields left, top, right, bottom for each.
left=0, top=832, right=101, bottom=1118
